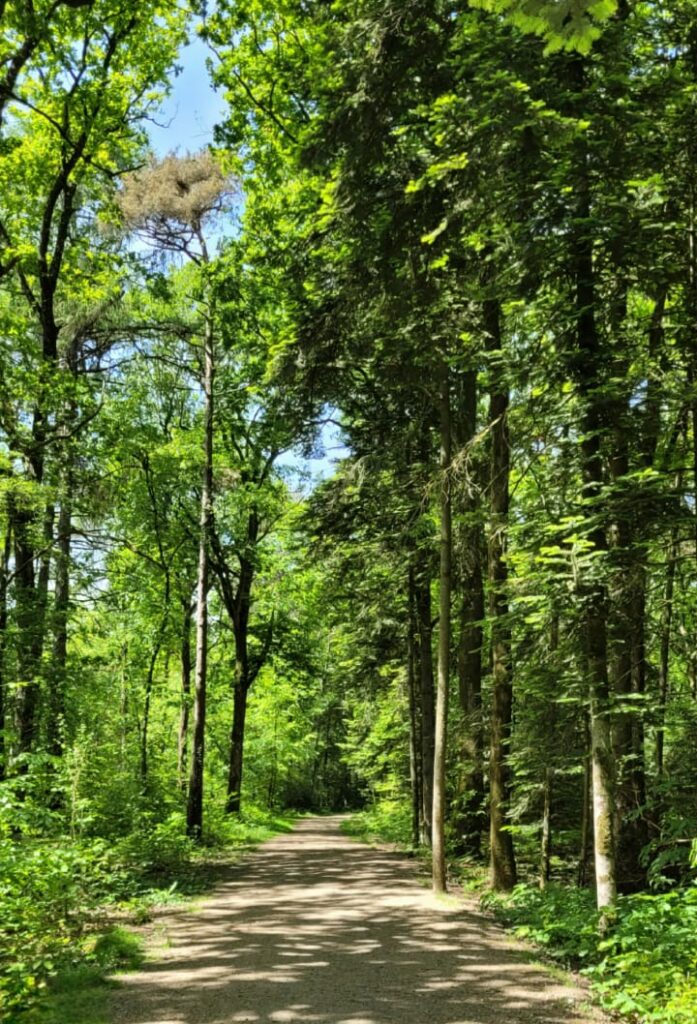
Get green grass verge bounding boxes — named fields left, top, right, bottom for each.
left=11, top=928, right=144, bottom=1024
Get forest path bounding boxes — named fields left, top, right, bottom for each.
left=110, top=815, right=605, bottom=1024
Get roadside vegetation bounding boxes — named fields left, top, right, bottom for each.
left=2, top=3, right=697, bottom=1023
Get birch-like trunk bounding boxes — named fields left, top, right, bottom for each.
left=432, top=357, right=452, bottom=894
left=186, top=312, right=214, bottom=839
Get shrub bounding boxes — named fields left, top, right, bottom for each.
left=342, top=800, right=414, bottom=846
left=482, top=882, right=697, bottom=1024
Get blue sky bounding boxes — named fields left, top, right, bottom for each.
left=148, top=36, right=226, bottom=158
left=146, top=39, right=346, bottom=487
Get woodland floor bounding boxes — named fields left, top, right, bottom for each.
left=109, top=816, right=607, bottom=1024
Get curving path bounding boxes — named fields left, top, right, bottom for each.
left=110, top=816, right=605, bottom=1024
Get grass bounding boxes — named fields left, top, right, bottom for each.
left=9, top=806, right=299, bottom=1024
left=341, top=801, right=416, bottom=848
left=13, top=928, right=145, bottom=1024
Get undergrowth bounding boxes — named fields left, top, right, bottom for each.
left=482, top=883, right=697, bottom=1024
left=341, top=801, right=414, bottom=847
left=2, top=804, right=296, bottom=1020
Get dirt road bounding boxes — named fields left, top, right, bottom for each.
left=111, top=816, right=604, bottom=1024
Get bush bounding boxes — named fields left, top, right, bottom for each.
left=113, top=812, right=195, bottom=876
left=342, top=800, right=414, bottom=846
left=0, top=838, right=111, bottom=1015
left=0, top=810, right=190, bottom=1015
left=589, top=888, right=697, bottom=1022
left=482, top=882, right=697, bottom=1024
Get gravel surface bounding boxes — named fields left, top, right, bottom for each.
left=110, top=815, right=606, bottom=1024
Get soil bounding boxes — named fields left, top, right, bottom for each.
left=110, top=815, right=608, bottom=1024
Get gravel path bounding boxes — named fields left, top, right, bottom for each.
left=110, top=816, right=605, bottom=1024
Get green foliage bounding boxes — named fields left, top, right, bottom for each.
left=0, top=835, right=108, bottom=1015
left=91, top=928, right=144, bottom=972
left=201, top=803, right=297, bottom=849
left=17, top=965, right=112, bottom=1024
left=342, top=802, right=414, bottom=848
left=0, top=793, right=297, bottom=1016
left=481, top=883, right=601, bottom=962
left=469, top=0, right=618, bottom=54
left=14, top=931, right=143, bottom=1024
left=113, top=813, right=195, bottom=877
left=483, top=883, right=697, bottom=1023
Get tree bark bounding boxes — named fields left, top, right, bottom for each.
left=415, top=572, right=435, bottom=845
left=656, top=535, right=677, bottom=777
left=455, top=369, right=485, bottom=857
left=226, top=653, right=250, bottom=815
left=0, top=522, right=10, bottom=780
left=570, top=59, right=617, bottom=909
left=178, top=597, right=193, bottom=791
left=47, top=495, right=71, bottom=757
left=140, top=606, right=168, bottom=785
left=224, top=537, right=256, bottom=814
left=540, top=766, right=553, bottom=890
left=407, top=569, right=422, bottom=847
left=432, top=356, right=452, bottom=894
left=486, top=290, right=517, bottom=893
left=186, top=311, right=215, bottom=840
left=578, top=712, right=593, bottom=888
left=14, top=502, right=53, bottom=758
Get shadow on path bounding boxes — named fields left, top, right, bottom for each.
left=111, top=816, right=602, bottom=1024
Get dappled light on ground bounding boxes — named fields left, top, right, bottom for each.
left=111, top=817, right=602, bottom=1024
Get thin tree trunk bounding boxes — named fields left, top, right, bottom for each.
left=407, top=569, right=422, bottom=847
left=578, top=712, right=593, bottom=888
left=226, top=654, right=249, bottom=815
left=540, top=767, right=553, bottom=890
left=415, top=573, right=435, bottom=845
left=486, top=290, right=517, bottom=892
left=656, top=538, right=677, bottom=777
left=0, top=523, right=10, bottom=780
left=186, top=311, right=215, bottom=840
left=140, top=610, right=168, bottom=784
left=14, top=502, right=53, bottom=758
left=225, top=546, right=256, bottom=816
left=47, top=495, right=71, bottom=757
left=568, top=55, right=617, bottom=914
left=432, top=356, right=452, bottom=894
left=455, top=369, right=485, bottom=857
left=178, top=598, right=193, bottom=791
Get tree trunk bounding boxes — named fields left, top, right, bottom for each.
left=225, top=544, right=256, bottom=815
left=140, top=615, right=167, bottom=784
left=178, top=597, right=193, bottom=791
left=656, top=535, right=677, bottom=777
left=455, top=370, right=485, bottom=857
left=432, top=356, right=452, bottom=894
left=0, top=523, right=10, bottom=780
left=540, top=767, right=553, bottom=890
left=186, top=313, right=215, bottom=840
left=47, top=495, right=71, bottom=757
left=415, top=573, right=435, bottom=845
left=14, top=501, right=53, bottom=758
left=608, top=408, right=648, bottom=892
left=226, top=652, right=250, bottom=814
left=486, top=290, right=517, bottom=892
left=578, top=712, right=593, bottom=888
left=568, top=56, right=617, bottom=913
left=407, top=569, right=422, bottom=847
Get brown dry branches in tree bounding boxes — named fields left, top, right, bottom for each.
left=119, top=151, right=235, bottom=260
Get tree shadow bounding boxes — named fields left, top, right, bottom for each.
left=111, top=817, right=598, bottom=1024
